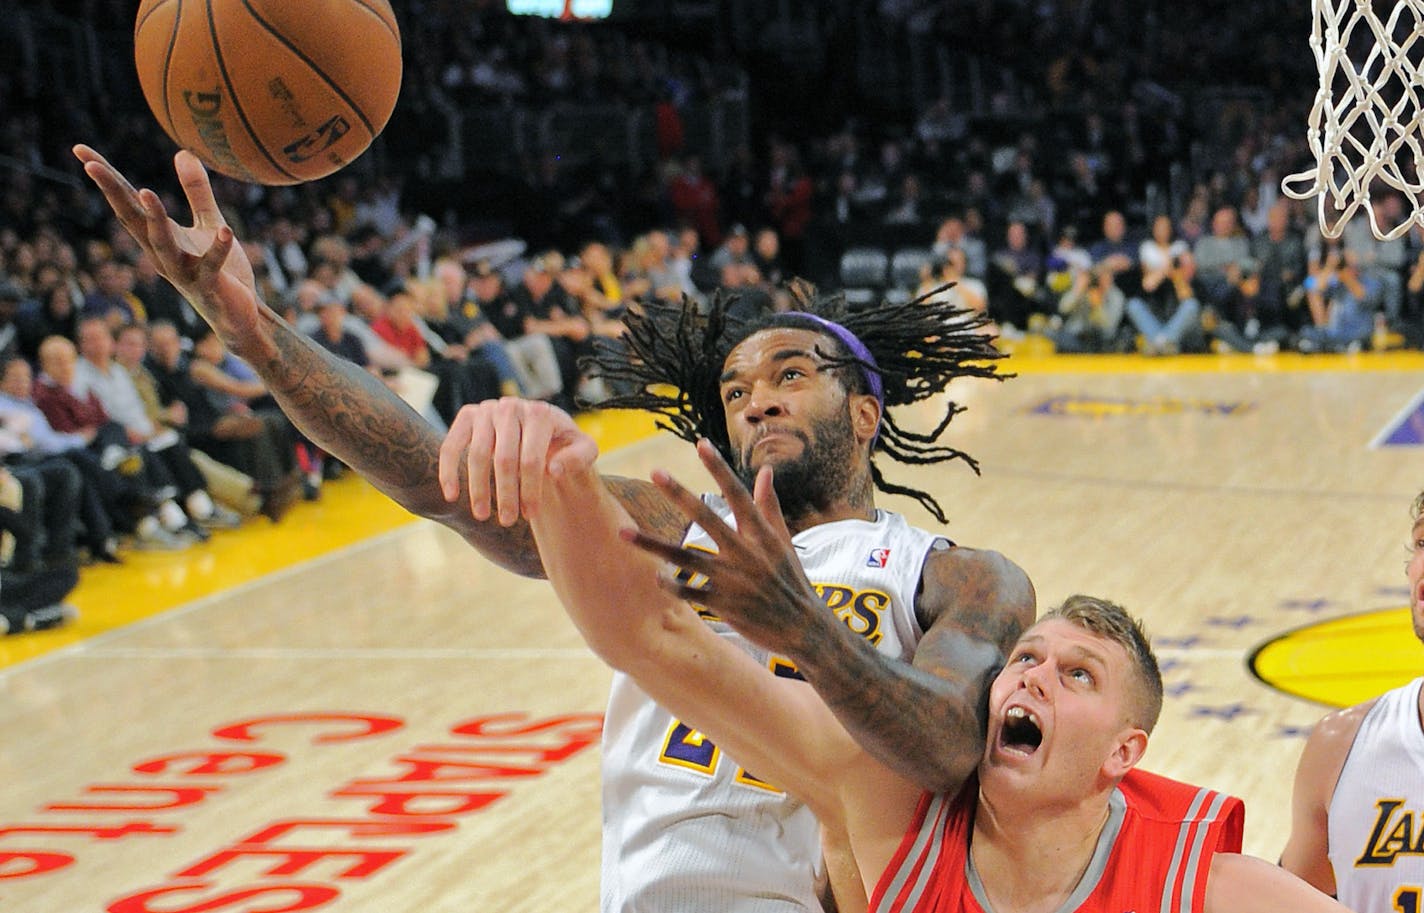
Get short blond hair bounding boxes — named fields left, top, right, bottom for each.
left=1039, top=594, right=1163, bottom=733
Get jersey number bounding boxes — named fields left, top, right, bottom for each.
left=1396, top=887, right=1421, bottom=913
left=658, top=721, right=780, bottom=792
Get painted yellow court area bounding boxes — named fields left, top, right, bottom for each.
left=0, top=407, right=665, bottom=671
left=1251, top=609, right=1424, bottom=708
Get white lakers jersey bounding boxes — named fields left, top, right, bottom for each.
left=600, top=495, right=949, bottom=912
left=1328, top=677, right=1424, bottom=913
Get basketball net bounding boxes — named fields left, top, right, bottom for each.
left=1281, top=0, right=1424, bottom=239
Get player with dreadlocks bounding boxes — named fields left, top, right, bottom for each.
left=75, top=140, right=1031, bottom=913
left=440, top=286, right=1035, bottom=912
left=592, top=288, right=1006, bottom=524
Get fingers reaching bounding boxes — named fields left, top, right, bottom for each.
left=621, top=526, right=712, bottom=573
left=174, top=150, right=225, bottom=229
left=692, top=438, right=775, bottom=542
left=464, top=408, right=497, bottom=521
left=137, top=188, right=186, bottom=274
left=649, top=465, right=740, bottom=552
left=73, top=145, right=150, bottom=233
left=489, top=404, right=526, bottom=526
left=197, top=225, right=235, bottom=296
left=751, top=465, right=791, bottom=544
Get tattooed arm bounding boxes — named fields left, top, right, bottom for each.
left=793, top=547, right=1035, bottom=792
left=628, top=440, right=1035, bottom=794
left=73, top=145, right=687, bottom=577
left=247, top=314, right=689, bottom=574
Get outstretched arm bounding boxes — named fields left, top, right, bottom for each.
left=74, top=146, right=684, bottom=576
left=521, top=416, right=895, bottom=829
left=784, top=547, right=1033, bottom=792
left=630, top=440, right=1034, bottom=794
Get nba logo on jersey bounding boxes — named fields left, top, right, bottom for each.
left=866, top=548, right=891, bottom=568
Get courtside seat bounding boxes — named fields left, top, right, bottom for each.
left=840, top=247, right=889, bottom=308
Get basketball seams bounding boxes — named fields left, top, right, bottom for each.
left=205, top=0, right=297, bottom=182
left=349, top=0, right=401, bottom=45
left=136, top=0, right=397, bottom=184
left=238, top=0, right=381, bottom=136
left=135, top=0, right=175, bottom=35
left=159, top=0, right=182, bottom=145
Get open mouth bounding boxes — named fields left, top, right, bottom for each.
left=1000, top=706, right=1043, bottom=755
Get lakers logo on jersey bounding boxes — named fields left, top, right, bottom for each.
left=1356, top=798, right=1424, bottom=866
left=672, top=547, right=890, bottom=646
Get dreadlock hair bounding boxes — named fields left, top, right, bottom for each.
left=586, top=284, right=1009, bottom=523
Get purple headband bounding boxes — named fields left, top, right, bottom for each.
left=783, top=310, right=884, bottom=414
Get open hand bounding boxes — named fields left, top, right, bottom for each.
left=623, top=439, right=822, bottom=657
left=437, top=397, right=597, bottom=525
left=73, top=145, right=263, bottom=350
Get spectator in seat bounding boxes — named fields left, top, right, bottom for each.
left=148, top=324, right=299, bottom=521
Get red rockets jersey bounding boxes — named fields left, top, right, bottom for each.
left=871, top=769, right=1245, bottom=913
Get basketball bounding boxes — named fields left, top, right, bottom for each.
left=133, top=0, right=402, bottom=186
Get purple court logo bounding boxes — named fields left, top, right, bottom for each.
left=1371, top=388, right=1424, bottom=447
left=1027, top=394, right=1254, bottom=418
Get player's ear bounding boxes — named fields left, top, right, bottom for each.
left=851, top=393, right=881, bottom=446
left=1103, top=728, right=1148, bottom=780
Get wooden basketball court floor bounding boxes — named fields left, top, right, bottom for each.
left=3, top=351, right=1423, bottom=911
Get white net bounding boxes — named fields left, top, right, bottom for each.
left=1281, top=0, right=1424, bottom=239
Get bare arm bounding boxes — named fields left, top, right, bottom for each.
left=530, top=443, right=877, bottom=826
left=626, top=441, right=1031, bottom=800
left=535, top=435, right=923, bottom=896
left=1280, top=702, right=1371, bottom=895
left=246, top=321, right=685, bottom=575
left=1205, top=854, right=1351, bottom=913
left=73, top=145, right=686, bottom=577
left=777, top=546, right=1033, bottom=792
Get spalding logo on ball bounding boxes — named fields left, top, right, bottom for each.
left=134, top=0, right=402, bottom=185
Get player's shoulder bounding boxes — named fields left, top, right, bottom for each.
left=919, top=545, right=1033, bottom=597
left=1121, top=768, right=1242, bottom=822
left=916, top=545, right=1036, bottom=631
left=1304, top=697, right=1378, bottom=757
left=1291, top=697, right=1381, bottom=803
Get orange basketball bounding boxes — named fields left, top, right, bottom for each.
left=133, top=0, right=402, bottom=186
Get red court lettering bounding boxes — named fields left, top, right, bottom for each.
left=133, top=752, right=285, bottom=776
left=327, top=787, right=506, bottom=817
left=0, top=821, right=176, bottom=840
left=243, top=819, right=456, bottom=843
left=178, top=846, right=405, bottom=880
left=47, top=785, right=221, bottom=812
left=343, top=756, right=544, bottom=785
left=107, top=882, right=339, bottom=913
left=0, top=850, right=73, bottom=880
left=212, top=713, right=403, bottom=745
